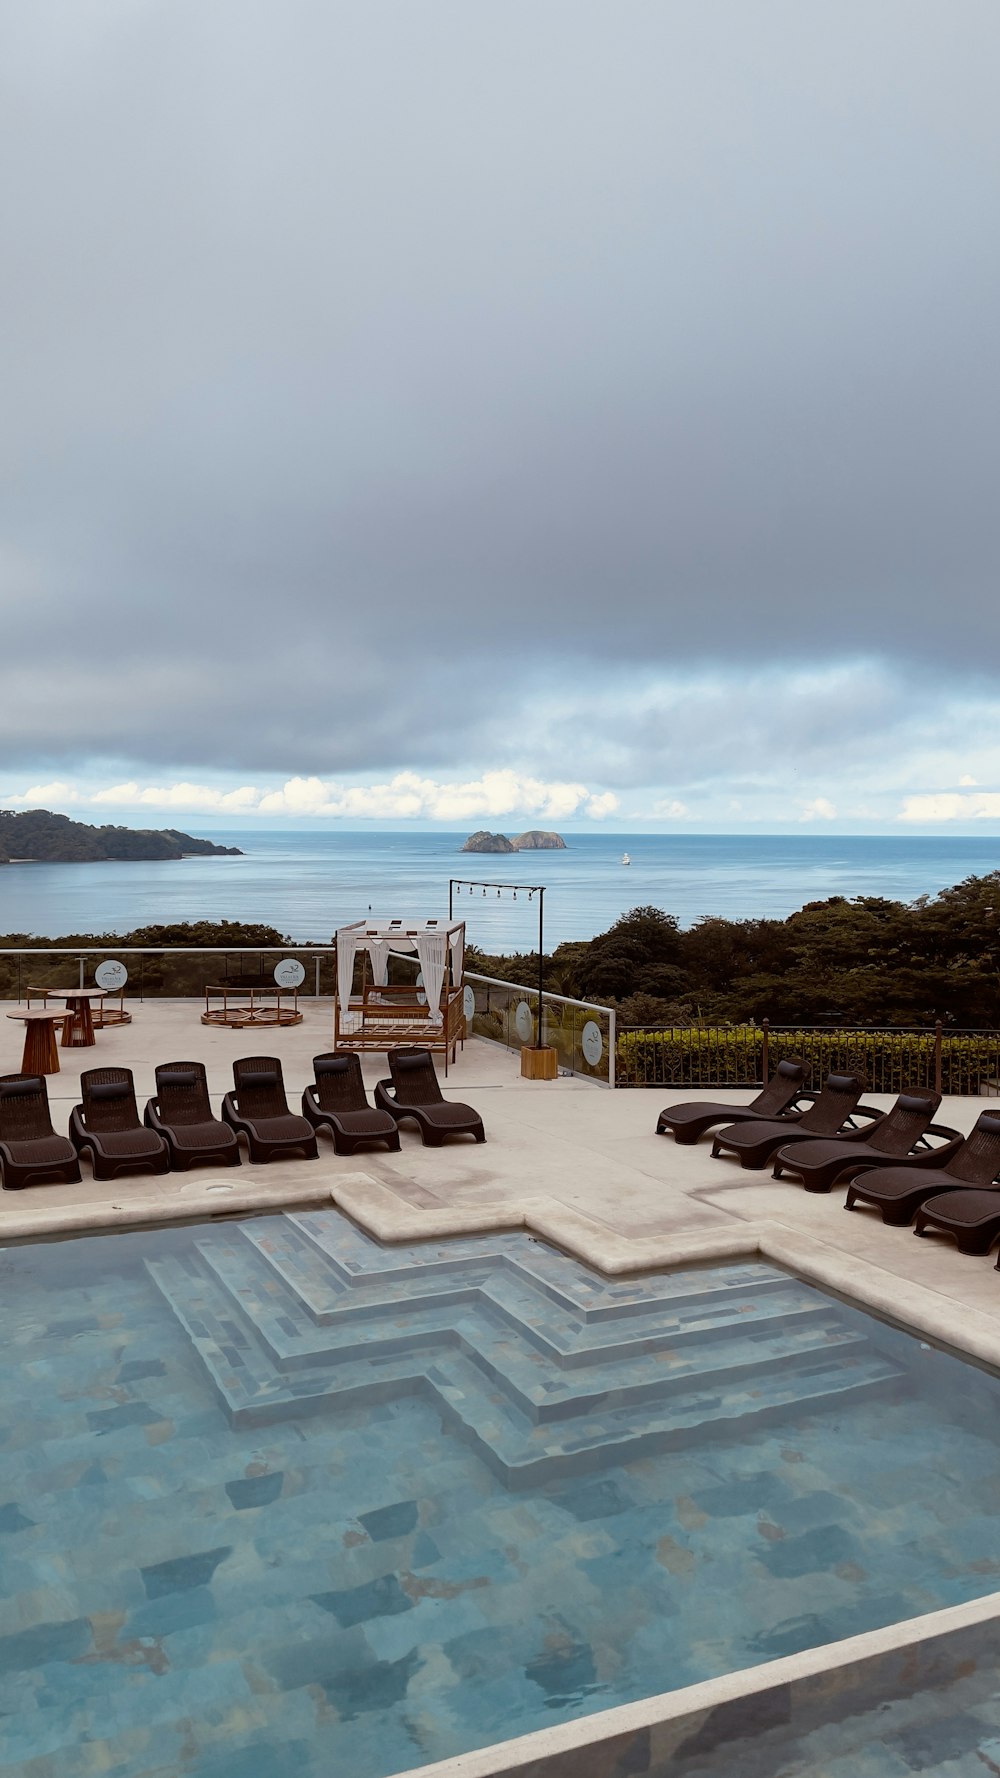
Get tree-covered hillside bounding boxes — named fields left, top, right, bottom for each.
left=0, top=809, right=241, bottom=862
left=467, top=871, right=1000, bottom=1027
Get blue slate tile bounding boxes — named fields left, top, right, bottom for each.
left=226, top=1471, right=284, bottom=1509
left=359, top=1499, right=419, bottom=1541
left=757, top=1523, right=858, bottom=1579
left=0, top=1502, right=34, bottom=1533
left=312, top=1572, right=415, bottom=1629
left=141, top=1545, right=233, bottom=1598
left=0, top=1617, right=92, bottom=1673
left=322, top=1648, right=421, bottom=1717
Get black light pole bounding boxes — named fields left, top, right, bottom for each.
left=449, top=877, right=547, bottom=1049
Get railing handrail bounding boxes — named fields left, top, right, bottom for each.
left=466, top=969, right=613, bottom=1018
left=0, top=945, right=337, bottom=955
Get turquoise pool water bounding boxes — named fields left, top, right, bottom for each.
left=3, top=1211, right=1000, bottom=1777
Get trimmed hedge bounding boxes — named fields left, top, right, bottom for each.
left=617, top=1025, right=1000, bottom=1096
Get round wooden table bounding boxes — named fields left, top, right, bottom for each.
left=32, top=988, right=107, bottom=1048
left=6, top=1008, right=65, bottom=1075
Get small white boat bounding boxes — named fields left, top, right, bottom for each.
left=621, top=852, right=631, bottom=866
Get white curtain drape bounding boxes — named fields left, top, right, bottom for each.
left=368, top=939, right=391, bottom=994
left=336, top=929, right=361, bottom=1033
left=449, top=926, right=464, bottom=988
left=414, top=932, right=448, bottom=1024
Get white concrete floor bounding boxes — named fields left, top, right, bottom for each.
left=3, top=998, right=1000, bottom=1356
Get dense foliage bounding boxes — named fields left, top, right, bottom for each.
left=0, top=809, right=240, bottom=862
left=467, top=871, right=1000, bottom=1028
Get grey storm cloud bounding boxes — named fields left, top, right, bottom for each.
left=2, top=0, right=999, bottom=779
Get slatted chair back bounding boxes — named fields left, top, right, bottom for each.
left=798, top=1072, right=867, bottom=1135
left=946, top=1112, right=1000, bottom=1185
left=752, top=1058, right=811, bottom=1116
left=0, top=1074, right=55, bottom=1142
left=866, top=1088, right=941, bottom=1155
left=232, top=1057, right=291, bottom=1119
left=312, top=1053, right=368, bottom=1115
left=80, top=1068, right=143, bottom=1132
left=154, top=1062, right=214, bottom=1127
left=387, top=1047, right=445, bottom=1106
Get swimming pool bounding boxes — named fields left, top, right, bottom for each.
left=3, top=1210, right=1000, bottom=1777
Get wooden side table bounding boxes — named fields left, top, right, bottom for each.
left=27, top=987, right=107, bottom=1047
left=5, top=1009, right=65, bottom=1075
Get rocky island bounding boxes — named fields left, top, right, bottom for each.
left=0, top=808, right=243, bottom=863
left=461, top=829, right=566, bottom=853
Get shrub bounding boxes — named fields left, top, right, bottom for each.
left=616, top=1025, right=1000, bottom=1095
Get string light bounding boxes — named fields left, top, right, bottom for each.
left=497, top=888, right=501, bottom=898
left=512, top=890, right=516, bottom=900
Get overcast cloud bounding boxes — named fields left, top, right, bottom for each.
left=3, top=1, right=1000, bottom=828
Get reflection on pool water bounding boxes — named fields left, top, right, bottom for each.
left=3, top=1210, right=1000, bottom=1777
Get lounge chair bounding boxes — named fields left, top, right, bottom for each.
left=845, top=1111, right=1000, bottom=1225
left=655, top=1059, right=810, bottom=1145
left=0, top=1073, right=81, bottom=1190
left=910, top=1131, right=1000, bottom=1253
left=710, top=1072, right=869, bottom=1169
left=70, top=1067, right=171, bottom=1182
left=222, top=1056, right=319, bottom=1163
left=374, top=1047, right=486, bottom=1146
left=772, top=1088, right=958, bottom=1194
left=145, top=1061, right=241, bottom=1171
left=302, top=1052, right=401, bottom=1156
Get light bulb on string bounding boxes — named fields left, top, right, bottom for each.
left=513, top=890, right=517, bottom=900
left=497, top=888, right=501, bottom=898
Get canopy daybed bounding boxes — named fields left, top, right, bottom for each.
left=334, top=919, right=467, bottom=1069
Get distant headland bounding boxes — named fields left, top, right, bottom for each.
left=0, top=808, right=242, bottom=864
left=462, top=829, right=567, bottom=853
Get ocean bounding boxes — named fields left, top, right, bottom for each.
left=1, top=831, right=998, bottom=953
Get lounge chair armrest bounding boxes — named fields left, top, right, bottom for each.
left=915, top=1125, right=964, bottom=1156
left=302, top=1084, right=320, bottom=1110
left=68, top=1104, right=89, bottom=1149
left=145, top=1099, right=165, bottom=1132
left=221, top=1091, right=242, bottom=1124
left=843, top=1104, right=885, bottom=1130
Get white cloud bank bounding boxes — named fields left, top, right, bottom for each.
left=4, top=772, right=619, bottom=824
left=898, top=792, right=1000, bottom=823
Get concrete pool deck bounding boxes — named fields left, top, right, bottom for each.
left=3, top=999, right=1000, bottom=1356
left=4, top=999, right=1000, bottom=1777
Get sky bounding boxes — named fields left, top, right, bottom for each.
left=2, top=1, right=1000, bottom=835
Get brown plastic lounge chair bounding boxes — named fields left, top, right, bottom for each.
left=910, top=1189, right=1000, bottom=1255
left=845, top=1111, right=1000, bottom=1225
left=711, top=1072, right=870, bottom=1169
left=70, top=1067, right=171, bottom=1182
left=772, top=1088, right=958, bottom=1194
left=302, top=1052, right=401, bottom=1156
left=374, top=1047, right=486, bottom=1146
left=222, top=1056, right=319, bottom=1163
left=145, top=1061, right=241, bottom=1172
left=655, top=1059, right=810, bottom=1144
left=0, top=1073, right=81, bottom=1191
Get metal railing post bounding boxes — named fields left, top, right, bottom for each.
left=609, top=1009, right=616, bottom=1088
left=761, top=1018, right=770, bottom=1085
left=934, top=1020, right=943, bottom=1096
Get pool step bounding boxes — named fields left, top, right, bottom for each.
left=196, top=1226, right=838, bottom=1373
left=274, top=1211, right=793, bottom=1323
left=146, top=1243, right=905, bottom=1487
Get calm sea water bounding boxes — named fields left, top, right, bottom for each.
left=0, top=831, right=997, bottom=951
